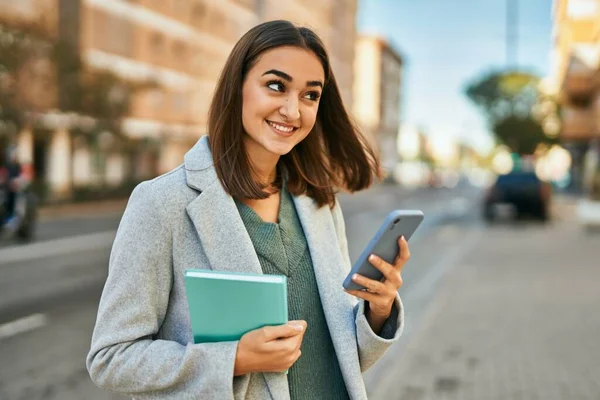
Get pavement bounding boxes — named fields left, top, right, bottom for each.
left=368, top=198, right=600, bottom=399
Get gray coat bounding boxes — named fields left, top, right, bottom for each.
left=87, top=135, right=404, bottom=399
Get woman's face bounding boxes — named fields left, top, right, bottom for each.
left=241, top=46, right=325, bottom=161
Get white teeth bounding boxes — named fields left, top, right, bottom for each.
left=268, top=121, right=294, bottom=133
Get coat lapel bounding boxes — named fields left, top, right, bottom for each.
left=293, top=195, right=365, bottom=398
left=183, top=136, right=289, bottom=400
left=185, top=181, right=264, bottom=275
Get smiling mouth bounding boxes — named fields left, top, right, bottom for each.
left=266, top=120, right=298, bottom=134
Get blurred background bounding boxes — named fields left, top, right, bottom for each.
left=0, top=0, right=599, bottom=399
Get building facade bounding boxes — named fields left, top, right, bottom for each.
left=552, top=0, right=600, bottom=141
left=352, top=35, right=403, bottom=179
left=0, top=0, right=358, bottom=201
left=550, top=0, right=600, bottom=191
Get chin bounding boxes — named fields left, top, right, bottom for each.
left=265, top=141, right=296, bottom=156
left=262, top=134, right=302, bottom=156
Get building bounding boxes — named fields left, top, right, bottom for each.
left=0, top=0, right=358, bottom=202
left=550, top=0, right=600, bottom=190
left=352, top=35, right=403, bottom=180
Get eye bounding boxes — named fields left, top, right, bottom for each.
left=304, top=91, right=321, bottom=101
left=267, top=80, right=285, bottom=92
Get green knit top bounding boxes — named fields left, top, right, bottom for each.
left=235, top=185, right=350, bottom=400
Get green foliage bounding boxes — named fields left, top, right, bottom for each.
left=493, top=116, right=549, bottom=155
left=0, top=24, right=46, bottom=131
left=0, top=23, right=50, bottom=73
left=465, top=69, right=555, bottom=154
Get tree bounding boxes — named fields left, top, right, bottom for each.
left=0, top=23, right=53, bottom=135
left=465, top=70, right=556, bottom=155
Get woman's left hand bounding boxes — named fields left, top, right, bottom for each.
left=345, top=235, right=410, bottom=319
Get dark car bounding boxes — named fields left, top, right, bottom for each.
left=483, top=171, right=551, bottom=221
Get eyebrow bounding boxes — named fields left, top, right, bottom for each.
left=262, top=69, right=323, bottom=89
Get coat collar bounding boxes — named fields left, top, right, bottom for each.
left=183, top=135, right=363, bottom=399
left=183, top=135, right=218, bottom=192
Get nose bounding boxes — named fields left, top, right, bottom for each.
left=279, top=96, right=300, bottom=121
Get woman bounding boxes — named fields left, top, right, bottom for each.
left=87, top=20, right=409, bottom=399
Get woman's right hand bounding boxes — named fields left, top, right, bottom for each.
left=233, top=320, right=307, bottom=376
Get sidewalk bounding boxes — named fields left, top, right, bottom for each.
left=371, top=205, right=600, bottom=399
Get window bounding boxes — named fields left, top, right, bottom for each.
left=208, top=9, right=236, bottom=41
left=192, top=2, right=207, bottom=27
left=150, top=32, right=165, bottom=53
left=147, top=89, right=164, bottom=111
left=172, top=92, right=187, bottom=114
left=107, top=15, right=133, bottom=56
left=174, top=0, right=188, bottom=13
left=172, top=41, right=187, bottom=61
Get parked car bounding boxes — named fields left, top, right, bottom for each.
left=483, top=171, right=551, bottom=222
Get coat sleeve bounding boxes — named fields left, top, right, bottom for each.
left=86, top=181, right=247, bottom=399
left=331, top=199, right=404, bottom=372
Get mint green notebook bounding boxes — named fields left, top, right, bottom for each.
left=184, top=269, right=288, bottom=344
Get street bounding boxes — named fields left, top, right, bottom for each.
left=3, top=182, right=589, bottom=400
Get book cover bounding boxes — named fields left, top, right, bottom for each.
left=184, top=269, right=288, bottom=343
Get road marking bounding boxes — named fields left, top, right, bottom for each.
left=0, top=230, right=116, bottom=265
left=0, top=313, right=48, bottom=341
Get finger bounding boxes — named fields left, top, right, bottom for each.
left=369, top=254, right=401, bottom=286
left=272, top=327, right=306, bottom=355
left=291, top=320, right=308, bottom=341
left=344, top=288, right=379, bottom=303
left=394, top=236, right=411, bottom=270
left=292, top=329, right=306, bottom=351
left=351, top=273, right=386, bottom=294
left=288, top=320, right=308, bottom=330
left=269, top=333, right=301, bottom=355
left=262, top=321, right=305, bottom=341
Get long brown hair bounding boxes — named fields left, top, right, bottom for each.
left=207, top=20, right=382, bottom=208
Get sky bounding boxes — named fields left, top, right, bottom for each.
left=358, top=0, right=554, bottom=153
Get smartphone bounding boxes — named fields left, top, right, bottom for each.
left=343, top=210, right=424, bottom=291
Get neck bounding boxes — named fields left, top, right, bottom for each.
left=244, top=139, right=279, bottom=186
left=252, top=161, right=278, bottom=186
